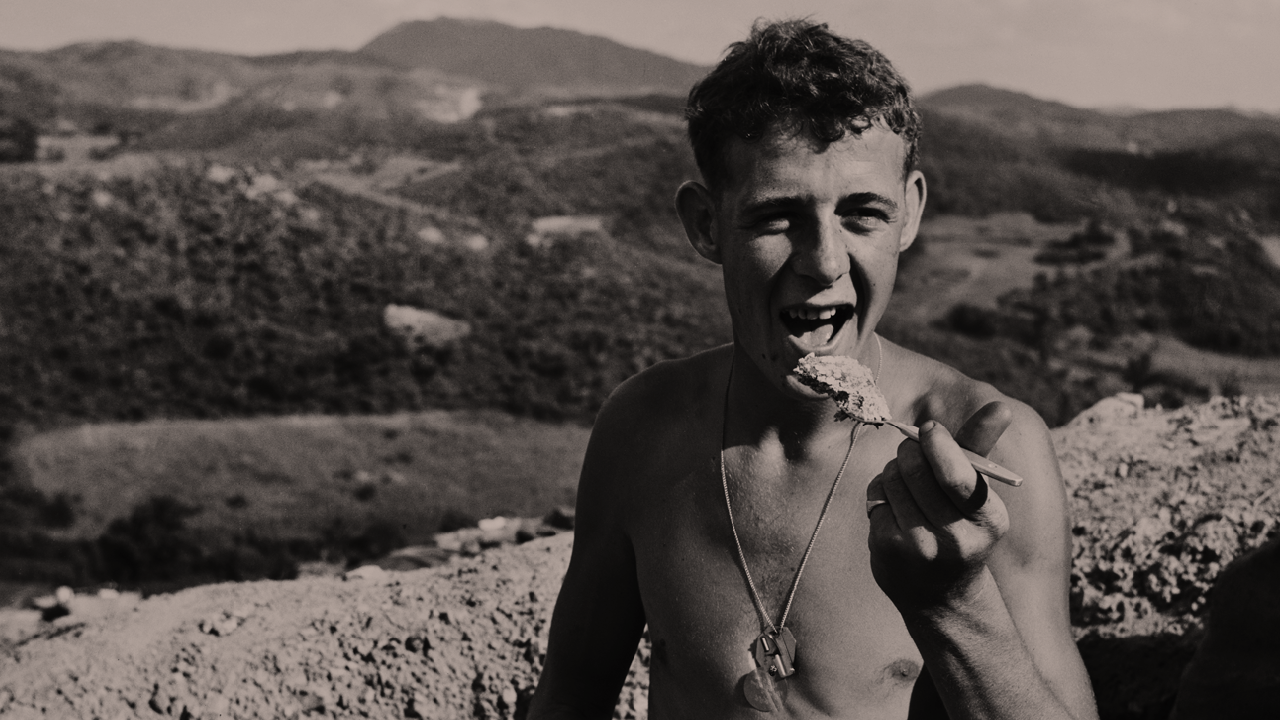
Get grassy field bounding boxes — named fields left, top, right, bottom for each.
left=1075, top=332, right=1280, bottom=398
left=17, top=410, right=590, bottom=547
left=890, top=212, right=1085, bottom=325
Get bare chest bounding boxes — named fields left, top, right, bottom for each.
left=626, top=437, right=924, bottom=718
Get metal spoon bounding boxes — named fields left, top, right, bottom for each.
left=881, top=420, right=1024, bottom=487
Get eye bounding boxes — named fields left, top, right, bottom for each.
left=750, top=215, right=792, bottom=235
left=841, top=210, right=890, bottom=232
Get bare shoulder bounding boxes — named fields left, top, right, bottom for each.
left=575, top=345, right=729, bottom=527
left=892, top=340, right=1066, bottom=554
left=893, top=341, right=1053, bottom=459
left=591, top=344, right=729, bottom=450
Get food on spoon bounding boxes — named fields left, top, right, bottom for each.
left=794, top=353, right=892, bottom=424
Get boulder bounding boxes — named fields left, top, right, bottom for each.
left=383, top=305, right=470, bottom=351
left=1069, top=392, right=1145, bottom=426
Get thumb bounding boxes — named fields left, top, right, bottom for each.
left=953, top=401, right=1013, bottom=458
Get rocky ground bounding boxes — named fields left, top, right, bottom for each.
left=4, top=394, right=1279, bottom=720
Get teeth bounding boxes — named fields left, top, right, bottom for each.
left=786, top=307, right=839, bottom=321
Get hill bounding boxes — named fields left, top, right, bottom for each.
left=0, top=42, right=480, bottom=129
left=0, top=17, right=707, bottom=135
left=920, top=83, right=1280, bottom=153
left=358, top=18, right=709, bottom=97
left=4, top=395, right=1280, bottom=720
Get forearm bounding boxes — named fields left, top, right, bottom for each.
left=902, top=569, right=1089, bottom=720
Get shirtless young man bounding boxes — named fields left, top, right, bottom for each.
left=528, top=19, right=1098, bottom=720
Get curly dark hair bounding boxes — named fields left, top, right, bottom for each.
left=686, top=18, right=921, bottom=191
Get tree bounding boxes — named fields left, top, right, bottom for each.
left=0, top=115, right=38, bottom=163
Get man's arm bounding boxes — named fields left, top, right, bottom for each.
left=527, top=392, right=648, bottom=720
left=868, top=401, right=1097, bottom=720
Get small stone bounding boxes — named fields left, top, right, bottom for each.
left=344, top=565, right=388, bottom=581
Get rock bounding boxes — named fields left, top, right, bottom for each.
left=416, top=226, right=445, bottom=245
left=525, top=215, right=607, bottom=248
left=434, top=531, right=466, bottom=552
left=1070, top=392, right=1145, bottom=426
left=543, top=505, right=576, bottom=531
left=377, top=546, right=453, bottom=571
left=199, top=612, right=243, bottom=637
left=206, top=164, right=237, bottom=184
left=477, top=517, right=508, bottom=532
left=383, top=304, right=471, bottom=351
left=244, top=173, right=283, bottom=200
left=343, top=565, right=388, bottom=582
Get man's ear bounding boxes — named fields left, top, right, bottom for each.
left=675, top=180, right=722, bottom=264
left=898, top=169, right=927, bottom=253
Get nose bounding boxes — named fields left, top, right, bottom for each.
left=790, top=215, right=849, bottom=287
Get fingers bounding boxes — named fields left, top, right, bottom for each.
left=877, top=459, right=931, bottom=532
left=958, top=473, right=990, bottom=517
left=917, top=421, right=984, bottom=510
left=866, top=414, right=1013, bottom=610
left=952, top=401, right=1013, bottom=458
left=890, top=421, right=1006, bottom=534
left=868, top=415, right=1012, bottom=542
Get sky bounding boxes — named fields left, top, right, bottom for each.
left=3, top=0, right=1279, bottom=111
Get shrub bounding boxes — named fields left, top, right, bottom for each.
left=0, top=115, right=37, bottom=163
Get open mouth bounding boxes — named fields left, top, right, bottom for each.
left=780, top=304, right=855, bottom=348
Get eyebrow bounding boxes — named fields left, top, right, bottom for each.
left=741, top=192, right=900, bottom=218
left=835, top=192, right=900, bottom=216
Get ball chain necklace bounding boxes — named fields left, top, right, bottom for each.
left=720, top=334, right=883, bottom=712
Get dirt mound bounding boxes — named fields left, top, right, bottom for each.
left=0, top=533, right=646, bottom=720
left=4, top=395, right=1280, bottom=719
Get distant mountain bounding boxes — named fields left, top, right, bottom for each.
left=0, top=39, right=480, bottom=125
left=920, top=83, right=1280, bottom=153
left=922, top=84, right=1090, bottom=118
left=358, top=18, right=709, bottom=96
left=0, top=19, right=709, bottom=128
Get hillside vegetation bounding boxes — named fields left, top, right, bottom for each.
left=4, top=24, right=1280, bottom=601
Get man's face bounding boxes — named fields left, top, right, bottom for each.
left=705, top=125, right=925, bottom=398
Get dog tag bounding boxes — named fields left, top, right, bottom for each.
left=743, top=666, right=778, bottom=712
left=753, top=638, right=766, bottom=670
left=772, top=627, right=797, bottom=678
